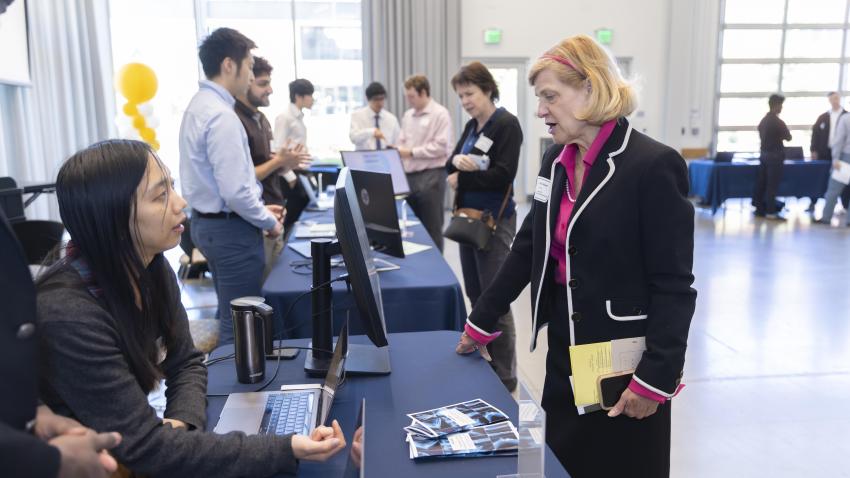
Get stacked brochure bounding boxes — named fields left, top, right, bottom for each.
left=404, top=399, right=519, bottom=460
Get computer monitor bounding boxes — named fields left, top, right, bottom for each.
left=304, top=167, right=391, bottom=376
left=349, top=169, right=405, bottom=258
left=341, top=149, right=411, bottom=196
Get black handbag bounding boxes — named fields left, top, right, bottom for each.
left=443, top=185, right=512, bottom=250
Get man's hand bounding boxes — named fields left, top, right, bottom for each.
left=834, top=160, right=842, bottom=170
left=452, top=154, right=478, bottom=172
left=35, top=405, right=86, bottom=440
left=276, top=142, right=312, bottom=171
left=607, top=388, right=659, bottom=420
left=373, top=129, right=386, bottom=140
left=447, top=172, right=459, bottom=190
left=811, top=150, right=818, bottom=160
left=396, top=147, right=413, bottom=158
left=51, top=429, right=122, bottom=478
left=266, top=204, right=285, bottom=222
left=349, top=425, right=363, bottom=468
left=291, top=420, right=346, bottom=462
left=266, top=221, right=283, bottom=239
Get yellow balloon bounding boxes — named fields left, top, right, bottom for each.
left=139, top=128, right=156, bottom=142
left=116, top=63, right=158, bottom=104
left=150, top=139, right=161, bottom=151
left=132, top=115, right=146, bottom=130
left=122, top=102, right=138, bottom=116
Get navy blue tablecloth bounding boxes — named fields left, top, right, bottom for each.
left=688, top=159, right=831, bottom=213
left=206, top=331, right=570, bottom=477
left=262, top=204, right=466, bottom=339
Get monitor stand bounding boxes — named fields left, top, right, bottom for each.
left=304, top=238, right=391, bottom=377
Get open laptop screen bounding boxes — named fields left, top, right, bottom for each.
left=341, top=149, right=410, bottom=196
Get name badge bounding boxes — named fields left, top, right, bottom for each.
left=534, top=176, right=552, bottom=203
left=474, top=135, right=494, bottom=153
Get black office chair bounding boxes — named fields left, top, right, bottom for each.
left=12, top=220, right=65, bottom=265
left=0, top=177, right=25, bottom=223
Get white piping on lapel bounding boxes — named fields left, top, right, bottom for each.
left=563, top=123, right=633, bottom=348
left=529, top=158, right=560, bottom=352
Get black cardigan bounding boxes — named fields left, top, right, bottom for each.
left=37, top=266, right=299, bottom=477
left=446, top=107, right=523, bottom=212
left=0, top=210, right=61, bottom=478
left=467, top=118, right=696, bottom=399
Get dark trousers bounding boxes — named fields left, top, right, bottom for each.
left=543, top=287, right=672, bottom=478
left=405, top=168, right=447, bottom=252
left=190, top=215, right=265, bottom=346
left=458, top=213, right=517, bottom=392
left=810, top=156, right=850, bottom=209
left=752, top=151, right=785, bottom=214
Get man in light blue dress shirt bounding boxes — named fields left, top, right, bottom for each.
left=180, top=28, right=284, bottom=345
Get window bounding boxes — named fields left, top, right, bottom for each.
left=715, top=0, right=850, bottom=153
left=110, top=0, right=363, bottom=169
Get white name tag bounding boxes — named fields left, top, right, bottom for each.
left=534, top=176, right=552, bottom=203
left=474, top=135, right=494, bottom=153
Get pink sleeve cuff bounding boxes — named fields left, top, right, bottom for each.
left=628, top=379, right=685, bottom=404
left=464, top=323, right=502, bottom=346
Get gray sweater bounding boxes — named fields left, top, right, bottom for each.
left=37, top=266, right=298, bottom=477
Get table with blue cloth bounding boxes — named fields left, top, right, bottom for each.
left=262, top=203, right=467, bottom=339
left=206, top=331, right=571, bottom=477
left=688, top=159, right=831, bottom=213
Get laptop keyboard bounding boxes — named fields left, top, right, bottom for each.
left=259, top=392, right=314, bottom=436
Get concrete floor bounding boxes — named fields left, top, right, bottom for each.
left=443, top=198, right=850, bottom=478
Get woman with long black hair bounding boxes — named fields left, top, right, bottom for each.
left=36, top=139, right=345, bottom=476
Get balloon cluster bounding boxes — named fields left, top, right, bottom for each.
left=115, top=63, right=160, bottom=150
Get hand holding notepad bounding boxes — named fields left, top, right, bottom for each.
left=568, top=337, right=646, bottom=407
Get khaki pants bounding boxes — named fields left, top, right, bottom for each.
left=263, top=233, right=284, bottom=281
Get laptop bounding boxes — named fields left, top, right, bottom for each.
left=288, top=240, right=400, bottom=272
left=344, top=399, right=366, bottom=478
left=214, top=322, right=348, bottom=437
left=340, top=149, right=411, bottom=196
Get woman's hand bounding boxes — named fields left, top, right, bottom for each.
left=455, top=331, right=492, bottom=362
left=607, top=388, right=659, bottom=419
left=447, top=172, right=459, bottom=190
left=162, top=418, right=187, bottom=429
left=291, top=419, right=346, bottom=462
left=452, top=154, right=478, bottom=172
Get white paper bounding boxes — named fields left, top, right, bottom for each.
left=533, top=176, right=552, bottom=203
left=402, top=241, right=431, bottom=255
left=610, top=336, right=646, bottom=372
left=439, top=407, right=475, bottom=427
left=832, top=162, right=850, bottom=185
left=447, top=433, right=477, bottom=451
left=468, top=154, right=490, bottom=170
left=519, top=402, right=539, bottom=422
left=474, top=135, right=494, bottom=153
left=398, top=219, right=421, bottom=228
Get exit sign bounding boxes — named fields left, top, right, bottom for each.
left=484, top=29, right=502, bottom=45
left=595, top=28, right=613, bottom=45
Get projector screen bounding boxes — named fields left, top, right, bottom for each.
left=0, top=0, right=31, bottom=86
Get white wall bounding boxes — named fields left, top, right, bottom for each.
left=461, top=0, right=720, bottom=194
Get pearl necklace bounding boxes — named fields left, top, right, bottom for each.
left=565, top=177, right=576, bottom=203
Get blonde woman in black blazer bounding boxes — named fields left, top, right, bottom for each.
left=456, top=36, right=696, bottom=478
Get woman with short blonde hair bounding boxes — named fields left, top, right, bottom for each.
left=456, top=35, right=695, bottom=477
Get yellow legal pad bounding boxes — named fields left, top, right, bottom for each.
left=568, top=342, right=613, bottom=406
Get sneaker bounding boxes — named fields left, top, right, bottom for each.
left=765, top=213, right=787, bottom=221
left=814, top=218, right=831, bottom=225
left=754, top=211, right=766, bottom=218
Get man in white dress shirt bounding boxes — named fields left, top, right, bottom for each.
left=349, top=82, right=400, bottom=150
left=273, top=78, right=314, bottom=148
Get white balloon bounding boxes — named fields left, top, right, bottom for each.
left=137, top=102, right=154, bottom=117
left=146, top=115, right=160, bottom=129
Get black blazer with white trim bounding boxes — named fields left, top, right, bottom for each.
left=467, top=118, right=696, bottom=397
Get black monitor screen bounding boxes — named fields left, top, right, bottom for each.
left=334, top=168, right=389, bottom=347
left=341, top=149, right=410, bottom=196
left=349, top=169, right=404, bottom=258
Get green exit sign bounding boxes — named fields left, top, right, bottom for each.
left=595, top=28, right=613, bottom=45
left=484, top=29, right=502, bottom=45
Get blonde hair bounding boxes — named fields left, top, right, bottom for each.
left=528, top=35, right=636, bottom=124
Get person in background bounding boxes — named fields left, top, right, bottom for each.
left=350, top=81, right=400, bottom=150
left=810, top=91, right=850, bottom=212
left=394, top=75, right=454, bottom=251
left=752, top=94, right=791, bottom=221
left=0, top=209, right=122, bottom=478
left=454, top=35, right=695, bottom=477
left=179, top=28, right=284, bottom=346
left=37, top=140, right=345, bottom=476
left=445, top=61, right=523, bottom=392
left=816, top=112, right=850, bottom=227
left=234, top=55, right=311, bottom=275
left=274, top=78, right=314, bottom=149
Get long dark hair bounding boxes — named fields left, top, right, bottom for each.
left=37, top=139, right=179, bottom=392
